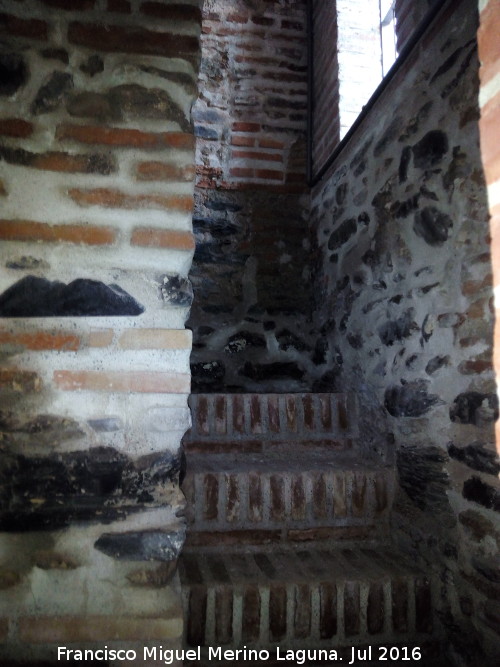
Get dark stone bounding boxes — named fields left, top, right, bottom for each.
left=198, top=326, right=214, bottom=336
left=191, top=361, right=225, bottom=391
left=66, top=91, right=116, bottom=120
left=413, top=207, right=453, bottom=246
left=0, top=53, right=27, bottom=96
left=263, top=321, right=276, bottom=331
left=430, top=45, right=467, bottom=83
left=111, top=84, right=190, bottom=130
left=312, top=337, right=328, bottom=364
left=0, top=276, right=144, bottom=317
left=385, top=380, right=440, bottom=417
left=463, top=477, right=500, bottom=512
left=357, top=212, right=370, bottom=224
left=374, top=116, right=403, bottom=157
left=378, top=309, right=417, bottom=346
left=94, top=529, right=184, bottom=561
left=336, top=183, right=348, bottom=205
left=412, top=130, right=449, bottom=169
left=448, top=442, right=500, bottom=476
left=347, top=333, right=363, bottom=349
left=472, top=555, right=500, bottom=583
left=80, top=54, right=104, bottom=76
left=160, top=275, right=193, bottom=307
left=406, top=354, right=419, bottom=370
left=328, top=218, right=357, bottom=250
left=193, top=216, right=239, bottom=238
left=276, top=328, right=310, bottom=352
left=6, top=256, right=48, bottom=270
left=31, top=71, right=73, bottom=114
left=399, top=146, right=412, bottom=183
left=0, top=448, right=180, bottom=531
left=205, top=200, right=242, bottom=213
left=87, top=418, right=123, bottom=433
left=450, top=392, right=499, bottom=426
left=396, top=445, right=450, bottom=513
left=399, top=101, right=433, bottom=141
left=240, top=361, right=305, bottom=382
left=426, top=355, right=450, bottom=375
left=459, top=509, right=497, bottom=542
left=390, top=194, right=420, bottom=218
left=225, top=331, right=266, bottom=353
left=195, top=125, right=218, bottom=140
left=41, top=48, right=69, bottom=64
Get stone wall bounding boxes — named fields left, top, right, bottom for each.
left=0, top=0, right=201, bottom=662
left=189, top=0, right=318, bottom=393
left=311, top=0, right=499, bottom=662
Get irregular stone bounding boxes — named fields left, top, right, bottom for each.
left=87, top=418, right=122, bottom=433
left=412, top=130, right=448, bottom=169
left=225, top=331, right=266, bottom=353
left=34, top=551, right=79, bottom=570
left=385, top=380, right=440, bottom=417
left=240, top=361, right=305, bottom=382
left=398, top=146, right=412, bottom=183
left=31, top=71, right=73, bottom=114
left=450, top=392, right=499, bottom=426
left=374, top=116, right=403, bottom=157
left=347, top=333, right=363, bottom=349
left=459, top=509, right=498, bottom=542
left=139, top=64, right=197, bottom=96
left=276, top=329, right=310, bottom=352
left=95, top=529, right=184, bottom=561
left=160, top=275, right=193, bottom=307
left=191, top=361, right=225, bottom=392
left=110, top=84, right=190, bottom=130
left=413, top=207, right=453, bottom=246
left=472, top=555, right=500, bottom=584
left=463, top=477, right=500, bottom=512
left=422, top=314, right=437, bottom=343
left=328, top=218, right=357, bottom=250
left=426, top=355, right=450, bottom=375
left=448, top=442, right=500, bottom=476
left=0, top=276, right=144, bottom=317
left=0, top=53, right=27, bottom=96
left=378, top=309, right=417, bottom=346
left=66, top=91, right=116, bottom=120
left=0, top=569, right=21, bottom=589
left=397, top=445, right=450, bottom=513
left=127, top=561, right=177, bottom=587
left=205, top=200, right=242, bottom=213
left=80, top=54, right=104, bottom=76
left=6, top=256, right=49, bottom=270
left=41, top=48, right=69, bottom=64
left=312, top=337, right=328, bottom=364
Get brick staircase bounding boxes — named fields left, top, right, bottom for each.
left=180, top=393, right=443, bottom=664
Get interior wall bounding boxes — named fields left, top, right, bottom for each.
left=311, top=0, right=499, bottom=662
left=189, top=0, right=320, bottom=393
left=0, top=0, right=201, bottom=661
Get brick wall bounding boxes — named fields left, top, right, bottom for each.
left=0, top=0, right=201, bottom=662
left=395, top=0, right=436, bottom=52
left=189, top=0, right=317, bottom=393
left=311, top=0, right=499, bottom=661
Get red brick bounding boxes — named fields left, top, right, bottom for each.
left=291, top=475, right=306, bottom=520
left=268, top=395, right=280, bottom=432
left=118, top=329, right=191, bottom=349
left=187, top=587, right=207, bottom=646
left=130, top=228, right=195, bottom=251
left=250, top=395, right=262, bottom=433
left=338, top=396, right=349, bottom=429
left=232, top=149, right=283, bottom=162
left=203, top=473, right=219, bottom=521
left=215, top=395, right=227, bottom=434
left=344, top=582, right=360, bottom=636
left=57, top=124, right=194, bottom=150
left=107, top=0, right=131, bottom=12
left=0, top=147, right=115, bottom=174
left=140, top=2, right=201, bottom=23
left=0, top=369, right=41, bottom=393
left=367, top=583, right=385, bottom=634
left=230, top=167, right=254, bottom=178
left=255, top=169, right=283, bottom=180
left=68, top=21, right=199, bottom=62
left=478, top=0, right=500, bottom=85
left=185, top=530, right=281, bottom=547
left=0, top=13, right=48, bottom=40
left=232, top=122, right=260, bottom=132
left=242, top=586, right=260, bottom=642
left=226, top=13, right=248, bottom=23
left=318, top=394, right=332, bottom=430
left=0, top=118, right=33, bottom=138
left=288, top=526, right=373, bottom=542
left=285, top=395, right=297, bottom=432
left=259, top=137, right=285, bottom=149
left=69, top=188, right=194, bottom=213
left=197, top=395, right=209, bottom=435
left=253, top=16, right=274, bottom=26
left=40, top=0, right=94, bottom=8
left=136, top=161, right=195, bottom=182
left=294, top=584, right=311, bottom=639
left=374, top=474, right=388, bottom=514
left=19, top=615, right=181, bottom=642
left=215, top=588, right=233, bottom=644
left=0, top=330, right=80, bottom=352
left=352, top=473, right=367, bottom=517
left=89, top=329, right=113, bottom=348
left=232, top=394, right=245, bottom=433
left=0, top=219, right=117, bottom=245
left=269, top=585, right=287, bottom=641
left=53, top=370, right=190, bottom=393
left=270, top=474, right=285, bottom=521
left=313, top=473, right=327, bottom=519
left=302, top=394, right=314, bottom=429
left=248, top=473, right=263, bottom=522
left=0, top=180, right=6, bottom=196
left=319, top=583, right=337, bottom=639
left=231, top=135, right=255, bottom=147
left=0, top=617, right=9, bottom=640
left=226, top=474, right=240, bottom=523
left=392, top=578, right=409, bottom=632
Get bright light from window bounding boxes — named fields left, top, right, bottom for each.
left=380, top=0, right=398, bottom=76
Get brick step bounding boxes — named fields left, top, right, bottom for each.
left=182, top=453, right=393, bottom=547
left=183, top=393, right=358, bottom=454
left=179, top=547, right=437, bottom=652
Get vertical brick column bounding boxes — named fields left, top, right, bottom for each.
left=0, top=0, right=201, bottom=662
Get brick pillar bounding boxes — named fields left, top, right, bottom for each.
left=0, top=0, right=201, bottom=662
